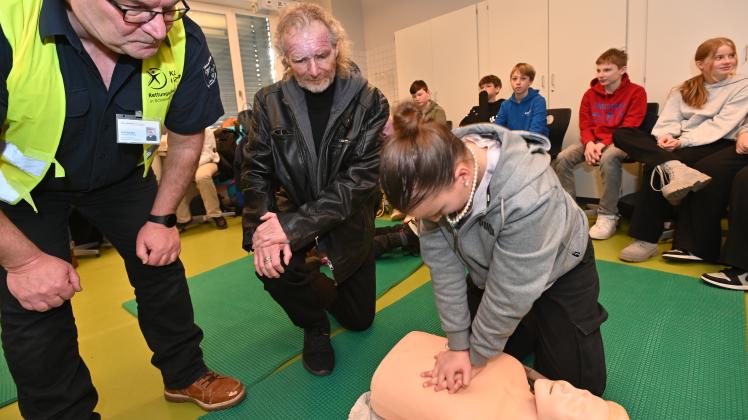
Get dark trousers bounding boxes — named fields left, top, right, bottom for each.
left=613, top=128, right=734, bottom=242
left=673, top=147, right=748, bottom=261
left=467, top=240, right=608, bottom=396
left=721, top=166, right=748, bottom=270
left=0, top=170, right=207, bottom=420
left=257, top=246, right=376, bottom=332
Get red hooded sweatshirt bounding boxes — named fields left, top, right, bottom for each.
left=579, top=73, right=647, bottom=146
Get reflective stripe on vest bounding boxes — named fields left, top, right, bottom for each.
left=0, top=0, right=185, bottom=210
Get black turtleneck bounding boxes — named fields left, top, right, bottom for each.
left=303, top=80, right=336, bottom=152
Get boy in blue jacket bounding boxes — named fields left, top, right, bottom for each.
left=495, top=63, right=549, bottom=136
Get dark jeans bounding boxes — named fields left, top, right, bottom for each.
left=721, top=166, right=748, bottom=270
left=0, top=170, right=206, bottom=420
left=467, top=240, right=608, bottom=396
left=672, top=147, right=748, bottom=261
left=257, top=246, right=376, bottom=332
left=613, top=128, right=734, bottom=242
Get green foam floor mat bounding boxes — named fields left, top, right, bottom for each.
left=203, top=281, right=441, bottom=419
left=0, top=347, right=14, bottom=408
left=203, top=260, right=747, bottom=420
left=121, top=251, right=422, bottom=390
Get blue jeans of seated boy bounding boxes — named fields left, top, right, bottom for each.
left=553, top=142, right=628, bottom=216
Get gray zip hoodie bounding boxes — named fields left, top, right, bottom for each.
left=419, top=123, right=589, bottom=366
left=652, top=74, right=748, bottom=147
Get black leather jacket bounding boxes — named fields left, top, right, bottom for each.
left=241, top=73, right=389, bottom=281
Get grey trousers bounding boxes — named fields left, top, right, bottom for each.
left=553, top=142, right=628, bottom=216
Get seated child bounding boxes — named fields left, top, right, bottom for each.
left=495, top=63, right=549, bottom=136
left=553, top=48, right=647, bottom=240
left=410, top=80, right=447, bottom=124
left=459, top=74, right=505, bottom=126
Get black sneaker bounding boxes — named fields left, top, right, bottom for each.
left=662, top=248, right=703, bottom=262
left=701, top=268, right=748, bottom=291
left=302, top=328, right=334, bottom=376
left=212, top=216, right=228, bottom=230
left=176, top=222, right=189, bottom=232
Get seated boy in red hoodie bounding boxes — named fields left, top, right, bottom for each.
left=553, top=48, right=647, bottom=240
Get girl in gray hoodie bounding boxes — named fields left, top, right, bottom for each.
left=380, top=102, right=608, bottom=397
left=613, top=37, right=748, bottom=263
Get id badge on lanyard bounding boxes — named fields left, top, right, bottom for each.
left=116, top=111, right=161, bottom=145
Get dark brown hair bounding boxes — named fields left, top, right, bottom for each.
left=679, top=37, right=737, bottom=109
left=409, top=80, right=429, bottom=95
left=596, top=48, right=628, bottom=68
left=380, top=102, right=467, bottom=213
left=479, top=74, right=502, bottom=89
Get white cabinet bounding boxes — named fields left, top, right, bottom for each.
left=395, top=4, right=479, bottom=123
left=644, top=0, right=748, bottom=108
left=483, top=0, right=629, bottom=198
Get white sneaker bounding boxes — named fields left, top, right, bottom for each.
left=619, top=240, right=659, bottom=262
left=589, top=215, right=619, bottom=240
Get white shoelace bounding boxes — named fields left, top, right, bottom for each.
left=650, top=164, right=670, bottom=192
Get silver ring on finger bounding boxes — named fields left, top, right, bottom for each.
left=264, top=256, right=272, bottom=263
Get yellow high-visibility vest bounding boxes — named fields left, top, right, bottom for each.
left=0, top=0, right=185, bottom=210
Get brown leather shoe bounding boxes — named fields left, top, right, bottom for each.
left=164, top=371, right=245, bottom=411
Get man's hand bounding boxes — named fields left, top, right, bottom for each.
left=252, top=212, right=290, bottom=248
left=584, top=142, right=605, bottom=165
left=657, top=134, right=680, bottom=151
left=736, top=132, right=748, bottom=154
left=420, top=349, right=482, bottom=394
left=253, top=243, right=292, bottom=278
left=6, top=253, right=82, bottom=312
left=136, top=221, right=181, bottom=266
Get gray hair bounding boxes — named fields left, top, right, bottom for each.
left=273, top=2, right=353, bottom=78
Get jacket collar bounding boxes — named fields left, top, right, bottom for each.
left=280, top=72, right=367, bottom=163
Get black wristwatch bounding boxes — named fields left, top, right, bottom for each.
left=148, top=213, right=177, bottom=228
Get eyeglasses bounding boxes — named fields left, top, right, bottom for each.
left=108, top=0, right=191, bottom=24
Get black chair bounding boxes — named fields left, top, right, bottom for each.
left=638, top=102, right=659, bottom=133
left=546, top=108, right=572, bottom=159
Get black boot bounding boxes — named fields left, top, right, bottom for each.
left=302, top=326, right=334, bottom=376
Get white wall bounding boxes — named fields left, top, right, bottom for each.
left=360, top=0, right=479, bottom=103
left=331, top=0, right=369, bottom=75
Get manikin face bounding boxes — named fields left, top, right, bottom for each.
left=697, top=44, right=737, bottom=83
left=510, top=71, right=532, bottom=97
left=534, top=379, right=611, bottom=420
left=411, top=89, right=431, bottom=108
left=67, top=0, right=180, bottom=59
left=407, top=160, right=473, bottom=223
left=596, top=63, right=626, bottom=91
left=481, top=83, right=501, bottom=102
left=283, top=20, right=339, bottom=93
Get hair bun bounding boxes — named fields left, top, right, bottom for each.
left=393, top=101, right=423, bottom=138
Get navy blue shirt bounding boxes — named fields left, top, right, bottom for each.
left=0, top=0, right=223, bottom=192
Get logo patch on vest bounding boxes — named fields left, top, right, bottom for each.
left=203, top=55, right=217, bottom=88
left=147, top=68, right=167, bottom=89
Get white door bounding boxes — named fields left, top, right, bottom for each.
left=486, top=0, right=549, bottom=101
left=430, top=4, right=480, bottom=124
left=548, top=0, right=628, bottom=199
left=645, top=0, right=748, bottom=108
left=395, top=20, right=434, bottom=105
